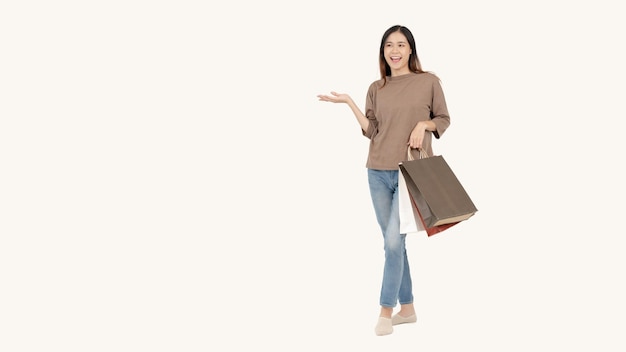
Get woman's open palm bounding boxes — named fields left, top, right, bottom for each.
left=317, top=91, right=351, bottom=104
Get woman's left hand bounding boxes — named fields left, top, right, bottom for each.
left=408, top=120, right=437, bottom=149
left=408, top=122, right=427, bottom=149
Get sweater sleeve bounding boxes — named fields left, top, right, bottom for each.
left=430, top=78, right=450, bottom=139
left=362, top=83, right=379, bottom=139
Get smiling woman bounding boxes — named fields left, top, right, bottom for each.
left=317, top=24, right=451, bottom=336
left=382, top=31, right=414, bottom=77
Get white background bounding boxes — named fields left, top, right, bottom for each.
left=2, top=1, right=625, bottom=350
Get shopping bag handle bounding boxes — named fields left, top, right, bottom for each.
left=407, top=147, right=428, bottom=161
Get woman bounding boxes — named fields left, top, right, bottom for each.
left=317, top=25, right=451, bottom=336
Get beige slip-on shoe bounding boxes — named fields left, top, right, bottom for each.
left=375, top=317, right=393, bottom=336
left=391, top=313, right=417, bottom=325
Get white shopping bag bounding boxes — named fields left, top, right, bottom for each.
left=398, top=168, right=425, bottom=234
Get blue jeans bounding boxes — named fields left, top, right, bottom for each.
left=368, top=169, right=413, bottom=308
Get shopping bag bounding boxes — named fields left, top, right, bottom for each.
left=399, top=148, right=477, bottom=236
left=398, top=167, right=425, bottom=234
left=408, top=190, right=460, bottom=236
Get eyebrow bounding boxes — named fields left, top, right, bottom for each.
left=385, top=41, right=407, bottom=44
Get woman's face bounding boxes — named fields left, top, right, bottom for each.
left=383, top=31, right=411, bottom=76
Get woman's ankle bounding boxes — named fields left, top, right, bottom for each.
left=398, top=304, right=415, bottom=316
left=379, top=306, right=393, bottom=318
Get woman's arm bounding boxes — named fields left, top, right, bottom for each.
left=317, top=91, right=370, bottom=132
left=408, top=120, right=436, bottom=149
left=408, top=78, right=451, bottom=149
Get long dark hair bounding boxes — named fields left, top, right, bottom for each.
left=378, top=25, right=426, bottom=87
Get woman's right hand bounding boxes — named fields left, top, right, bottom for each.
left=317, top=91, right=369, bottom=131
left=317, top=91, right=351, bottom=104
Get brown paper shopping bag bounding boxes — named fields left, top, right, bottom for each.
left=399, top=148, right=477, bottom=236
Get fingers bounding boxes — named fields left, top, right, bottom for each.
left=317, top=91, right=351, bottom=104
left=317, top=94, right=334, bottom=102
left=407, top=137, right=423, bottom=149
left=317, top=92, right=343, bottom=103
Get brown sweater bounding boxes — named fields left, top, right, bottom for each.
left=363, top=72, right=451, bottom=170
